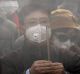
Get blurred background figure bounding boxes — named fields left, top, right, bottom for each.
left=0, top=16, right=18, bottom=57
left=50, top=8, right=80, bottom=54
left=0, top=0, right=19, bottom=57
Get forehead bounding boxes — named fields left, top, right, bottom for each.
left=25, top=10, right=49, bottom=20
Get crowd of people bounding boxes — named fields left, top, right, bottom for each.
left=0, top=1, right=80, bottom=74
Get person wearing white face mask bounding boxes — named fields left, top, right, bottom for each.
left=1, top=4, right=80, bottom=74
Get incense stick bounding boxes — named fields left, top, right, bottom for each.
left=46, top=24, right=51, bottom=60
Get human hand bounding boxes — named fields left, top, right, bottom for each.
left=30, top=60, right=64, bottom=74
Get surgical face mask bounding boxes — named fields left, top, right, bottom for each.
left=25, top=24, right=51, bottom=43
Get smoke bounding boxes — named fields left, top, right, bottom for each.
left=57, top=0, right=79, bottom=15
left=17, top=0, right=31, bottom=11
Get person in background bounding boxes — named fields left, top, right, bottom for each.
left=1, top=4, right=80, bottom=74
left=50, top=8, right=80, bottom=54
left=0, top=17, right=18, bottom=58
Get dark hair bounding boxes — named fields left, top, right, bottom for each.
left=18, top=4, right=50, bottom=25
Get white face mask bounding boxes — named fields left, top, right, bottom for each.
left=25, top=24, right=51, bottom=43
